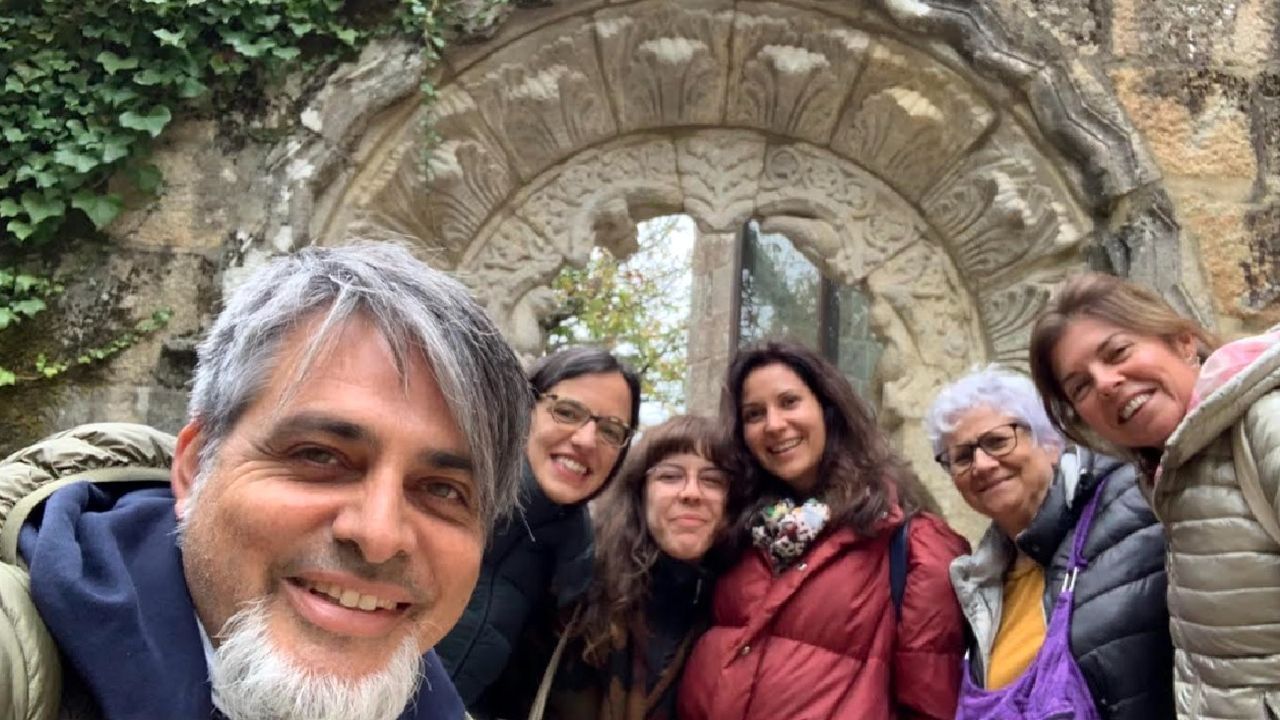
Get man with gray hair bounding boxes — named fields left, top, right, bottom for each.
left=0, top=242, right=531, bottom=720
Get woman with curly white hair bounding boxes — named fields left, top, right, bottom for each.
left=926, top=366, right=1173, bottom=720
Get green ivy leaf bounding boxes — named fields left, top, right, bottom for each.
left=119, top=105, right=172, bottom=137
left=7, top=219, right=36, bottom=241
left=0, top=199, right=20, bottom=218
left=11, top=297, right=46, bottom=317
left=176, top=76, right=207, bottom=99
left=2, top=127, right=25, bottom=143
left=71, top=191, right=123, bottom=229
left=271, top=46, right=301, bottom=61
left=0, top=368, right=16, bottom=386
left=100, top=85, right=141, bottom=107
left=223, top=31, right=275, bottom=58
left=53, top=147, right=100, bottom=173
left=0, top=308, right=14, bottom=330
left=20, top=191, right=65, bottom=225
left=153, top=28, right=185, bottom=47
left=132, top=68, right=172, bottom=86
left=97, top=51, right=139, bottom=75
left=129, top=163, right=163, bottom=194
left=101, top=135, right=132, bottom=163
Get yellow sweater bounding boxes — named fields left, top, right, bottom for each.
left=987, top=553, right=1047, bottom=689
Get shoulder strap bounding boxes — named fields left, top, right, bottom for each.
left=1233, top=423, right=1280, bottom=547
left=889, top=516, right=911, bottom=617
left=527, top=604, right=583, bottom=720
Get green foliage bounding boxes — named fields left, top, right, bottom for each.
left=0, top=0, right=473, bottom=388
left=0, top=0, right=434, bottom=247
left=543, top=217, right=693, bottom=415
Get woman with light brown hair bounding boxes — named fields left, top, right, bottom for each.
left=1028, top=271, right=1280, bottom=719
left=535, top=415, right=734, bottom=720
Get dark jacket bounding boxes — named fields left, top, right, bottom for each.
left=548, top=553, right=711, bottom=720
left=950, top=447, right=1174, bottom=720
left=437, top=466, right=594, bottom=713
left=678, top=509, right=970, bottom=720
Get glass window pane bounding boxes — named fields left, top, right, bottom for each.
left=738, top=220, right=821, bottom=349
left=737, top=219, right=883, bottom=408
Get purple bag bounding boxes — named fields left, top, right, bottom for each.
left=955, top=477, right=1109, bottom=720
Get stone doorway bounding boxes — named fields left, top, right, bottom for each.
left=255, top=0, right=1203, bottom=536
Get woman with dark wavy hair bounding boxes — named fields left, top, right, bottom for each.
left=534, top=415, right=733, bottom=720
left=679, top=341, right=969, bottom=720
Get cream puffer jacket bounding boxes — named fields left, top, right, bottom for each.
left=1155, top=335, right=1280, bottom=720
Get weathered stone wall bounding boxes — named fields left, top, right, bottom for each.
left=982, top=0, right=1280, bottom=333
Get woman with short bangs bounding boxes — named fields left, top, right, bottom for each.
left=534, top=415, right=733, bottom=720
left=678, top=341, right=969, bottom=720
left=927, top=366, right=1171, bottom=720
left=1029, top=272, right=1280, bottom=719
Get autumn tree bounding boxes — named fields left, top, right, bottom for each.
left=541, top=215, right=693, bottom=417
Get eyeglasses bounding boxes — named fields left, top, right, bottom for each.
left=935, top=423, right=1024, bottom=476
left=645, top=463, right=730, bottom=497
left=540, top=393, right=634, bottom=447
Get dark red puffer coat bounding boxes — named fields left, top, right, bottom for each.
left=677, top=510, right=969, bottom=720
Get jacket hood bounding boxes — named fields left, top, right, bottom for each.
left=1164, top=326, right=1280, bottom=470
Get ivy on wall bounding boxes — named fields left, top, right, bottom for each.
left=0, top=0, right=481, bottom=386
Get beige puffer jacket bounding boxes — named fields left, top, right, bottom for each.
left=0, top=423, right=174, bottom=720
left=1155, top=338, right=1280, bottom=720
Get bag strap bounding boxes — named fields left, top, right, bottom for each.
left=889, top=516, right=910, bottom=617
left=1233, top=423, right=1280, bottom=547
left=528, top=604, right=583, bottom=720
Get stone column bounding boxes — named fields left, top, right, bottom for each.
left=684, top=229, right=739, bottom=415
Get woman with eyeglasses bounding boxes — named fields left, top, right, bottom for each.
left=437, top=347, right=641, bottom=718
left=531, top=415, right=733, bottom=720
left=678, top=341, right=969, bottom=720
left=1029, top=272, right=1280, bottom=719
left=925, top=365, right=1172, bottom=720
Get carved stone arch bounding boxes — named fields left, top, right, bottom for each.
left=249, top=0, right=1202, bottom=534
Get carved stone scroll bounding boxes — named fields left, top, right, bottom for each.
left=514, top=135, right=683, bottom=264
left=459, top=24, right=617, bottom=182
left=595, top=1, right=733, bottom=132
left=727, top=4, right=871, bottom=145
left=676, top=131, right=766, bottom=232
left=920, top=122, right=1088, bottom=290
left=830, top=37, right=996, bottom=203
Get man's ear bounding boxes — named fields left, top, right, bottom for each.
left=171, top=421, right=205, bottom=521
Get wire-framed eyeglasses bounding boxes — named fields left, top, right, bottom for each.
left=644, top=463, right=730, bottom=497
left=935, top=422, right=1025, bottom=476
left=539, top=393, right=634, bottom=447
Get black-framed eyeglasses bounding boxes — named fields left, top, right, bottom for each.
left=935, top=422, right=1025, bottom=476
left=539, top=393, right=634, bottom=447
left=645, top=463, right=730, bottom=497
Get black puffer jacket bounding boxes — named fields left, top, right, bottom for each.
left=436, top=465, right=594, bottom=711
left=950, top=447, right=1174, bottom=720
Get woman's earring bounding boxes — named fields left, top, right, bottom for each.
left=1188, top=354, right=1201, bottom=368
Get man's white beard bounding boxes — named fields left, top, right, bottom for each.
left=210, top=598, right=424, bottom=720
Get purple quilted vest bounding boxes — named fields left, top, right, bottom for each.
left=956, top=477, right=1109, bottom=720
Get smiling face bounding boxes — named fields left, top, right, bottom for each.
left=1050, top=316, right=1200, bottom=450
left=172, top=316, right=484, bottom=682
left=740, top=363, right=827, bottom=495
left=643, top=452, right=729, bottom=562
left=944, top=406, right=1058, bottom=537
left=527, top=372, right=634, bottom=505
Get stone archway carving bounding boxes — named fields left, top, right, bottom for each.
left=239, top=0, right=1200, bottom=534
